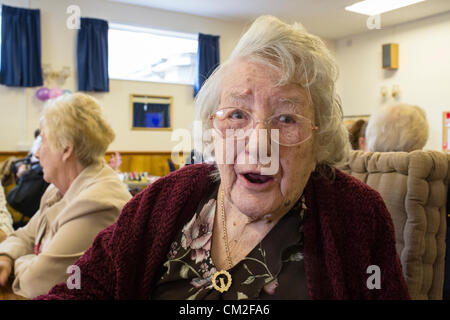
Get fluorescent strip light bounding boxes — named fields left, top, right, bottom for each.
left=345, top=0, right=425, bottom=16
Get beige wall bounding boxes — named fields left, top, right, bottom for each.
left=335, top=11, right=450, bottom=151
left=0, top=0, right=246, bottom=151
left=322, top=38, right=337, bottom=57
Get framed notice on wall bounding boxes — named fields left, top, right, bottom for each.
left=443, top=112, right=450, bottom=153
left=130, top=94, right=173, bottom=131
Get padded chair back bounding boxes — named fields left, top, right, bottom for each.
left=340, top=150, right=450, bottom=299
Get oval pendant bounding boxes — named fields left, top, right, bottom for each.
left=212, top=270, right=232, bottom=293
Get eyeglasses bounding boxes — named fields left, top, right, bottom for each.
left=210, top=107, right=319, bottom=147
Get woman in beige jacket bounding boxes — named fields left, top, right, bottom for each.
left=0, top=93, right=131, bottom=298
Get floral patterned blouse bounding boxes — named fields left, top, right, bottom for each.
left=151, top=186, right=310, bottom=300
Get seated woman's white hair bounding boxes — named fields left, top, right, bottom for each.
left=365, top=104, right=429, bottom=152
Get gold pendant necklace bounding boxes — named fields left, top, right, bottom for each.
left=212, top=185, right=233, bottom=293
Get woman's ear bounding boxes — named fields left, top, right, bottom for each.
left=62, top=145, right=75, bottom=162
left=358, top=137, right=367, bottom=151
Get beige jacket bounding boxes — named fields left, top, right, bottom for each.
left=0, top=162, right=131, bottom=298
left=0, top=184, right=14, bottom=237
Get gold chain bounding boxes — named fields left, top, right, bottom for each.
left=219, top=185, right=233, bottom=270
left=212, top=185, right=233, bottom=293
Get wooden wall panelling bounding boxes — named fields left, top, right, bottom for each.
left=1, top=151, right=184, bottom=179
left=0, top=152, right=28, bottom=164
left=105, top=151, right=182, bottom=177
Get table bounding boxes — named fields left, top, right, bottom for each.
left=125, top=176, right=160, bottom=195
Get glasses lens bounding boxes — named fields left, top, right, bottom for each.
left=270, top=114, right=313, bottom=146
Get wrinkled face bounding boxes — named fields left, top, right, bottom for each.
left=35, top=130, right=64, bottom=185
left=214, top=59, right=317, bottom=220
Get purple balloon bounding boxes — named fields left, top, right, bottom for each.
left=35, top=87, right=50, bottom=101
left=49, top=88, right=63, bottom=99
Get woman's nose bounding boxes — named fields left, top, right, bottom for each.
left=245, top=122, right=272, bottom=157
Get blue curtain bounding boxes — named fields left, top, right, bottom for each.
left=0, top=5, right=43, bottom=87
left=77, top=18, right=109, bottom=92
left=194, top=33, right=219, bottom=96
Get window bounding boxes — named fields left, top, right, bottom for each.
left=108, top=23, right=198, bottom=85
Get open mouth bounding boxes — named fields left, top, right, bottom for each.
left=242, top=172, right=274, bottom=184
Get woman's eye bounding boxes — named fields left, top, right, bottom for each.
left=229, top=110, right=246, bottom=120
left=278, top=114, right=296, bottom=124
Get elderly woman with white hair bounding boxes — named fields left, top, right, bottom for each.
left=38, top=16, right=409, bottom=300
left=0, top=93, right=131, bottom=298
left=365, top=104, right=429, bottom=152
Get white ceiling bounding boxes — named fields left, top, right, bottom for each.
left=109, top=0, right=450, bottom=39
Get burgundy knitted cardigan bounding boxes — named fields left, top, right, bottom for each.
left=37, top=163, right=410, bottom=300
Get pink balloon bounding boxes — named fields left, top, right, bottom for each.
left=48, top=88, right=63, bottom=99
left=35, top=87, right=50, bottom=101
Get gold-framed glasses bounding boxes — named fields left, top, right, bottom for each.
left=210, top=107, right=319, bottom=147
